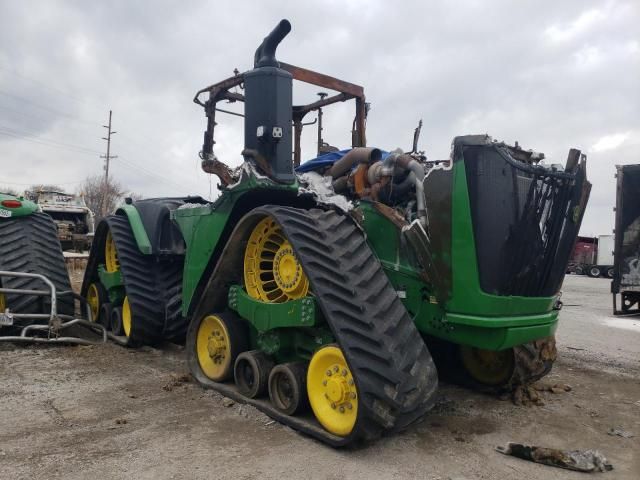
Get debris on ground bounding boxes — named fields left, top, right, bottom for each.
left=496, top=442, right=613, bottom=473
left=162, top=373, right=192, bottom=391
left=535, top=382, right=573, bottom=394
left=222, top=398, right=235, bottom=408
left=511, top=385, right=545, bottom=406
left=115, top=418, right=127, bottom=425
left=607, top=427, right=634, bottom=438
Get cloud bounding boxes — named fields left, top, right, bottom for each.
left=0, top=0, right=638, bottom=238
left=591, top=132, right=629, bottom=152
left=545, top=8, right=606, bottom=42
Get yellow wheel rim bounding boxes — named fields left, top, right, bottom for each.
left=196, top=315, right=232, bottom=381
left=459, top=346, right=514, bottom=386
left=122, top=296, right=132, bottom=337
left=307, top=345, right=358, bottom=437
left=87, top=283, right=101, bottom=322
left=105, top=231, right=120, bottom=273
left=244, top=216, right=309, bottom=303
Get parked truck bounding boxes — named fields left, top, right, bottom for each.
left=567, top=234, right=614, bottom=278
left=24, top=190, right=94, bottom=252
left=612, top=164, right=640, bottom=315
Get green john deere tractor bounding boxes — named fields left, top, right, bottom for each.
left=82, top=20, right=590, bottom=446
left=0, top=193, right=74, bottom=330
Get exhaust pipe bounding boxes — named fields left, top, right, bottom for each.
left=254, top=19, right=292, bottom=67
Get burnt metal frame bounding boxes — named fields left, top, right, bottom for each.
left=194, top=62, right=367, bottom=167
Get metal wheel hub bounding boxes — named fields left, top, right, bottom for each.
left=206, top=330, right=227, bottom=363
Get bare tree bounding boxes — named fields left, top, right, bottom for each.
left=79, top=175, right=127, bottom=223
left=30, top=184, right=65, bottom=193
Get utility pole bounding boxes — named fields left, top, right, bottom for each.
left=100, top=110, right=117, bottom=216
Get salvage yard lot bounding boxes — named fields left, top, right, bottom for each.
left=1, top=275, right=639, bottom=479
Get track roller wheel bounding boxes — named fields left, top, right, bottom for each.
left=459, top=346, right=515, bottom=387
left=195, top=312, right=248, bottom=382
left=86, top=282, right=108, bottom=324
left=268, top=362, right=309, bottom=415
left=122, top=296, right=133, bottom=337
left=234, top=350, right=274, bottom=398
left=99, top=302, right=113, bottom=329
left=111, top=306, right=124, bottom=335
left=307, top=345, right=358, bottom=437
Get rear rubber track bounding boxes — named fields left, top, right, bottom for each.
left=0, top=213, right=73, bottom=318
left=82, top=215, right=187, bottom=345
left=189, top=205, right=439, bottom=446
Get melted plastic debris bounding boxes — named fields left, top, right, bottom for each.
left=297, top=171, right=353, bottom=212
left=496, top=442, right=613, bottom=473
left=177, top=203, right=208, bottom=210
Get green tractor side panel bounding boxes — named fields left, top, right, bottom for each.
left=356, top=164, right=559, bottom=351
left=0, top=193, right=38, bottom=219
left=174, top=204, right=231, bottom=314
left=115, top=204, right=153, bottom=254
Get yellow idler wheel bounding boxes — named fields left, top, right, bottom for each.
left=122, top=296, right=132, bottom=337
left=104, top=230, right=120, bottom=273
left=307, top=345, right=358, bottom=437
left=0, top=292, right=5, bottom=312
left=459, top=346, right=515, bottom=386
left=196, top=313, right=248, bottom=382
left=244, top=216, right=309, bottom=303
left=86, top=283, right=102, bottom=322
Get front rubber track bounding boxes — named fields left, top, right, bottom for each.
left=81, top=215, right=186, bottom=345
left=188, top=206, right=439, bottom=446
left=0, top=213, right=73, bottom=319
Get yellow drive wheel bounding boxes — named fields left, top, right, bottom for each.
left=105, top=230, right=120, bottom=273
left=122, top=296, right=132, bottom=337
left=244, top=216, right=309, bottom=303
left=86, top=283, right=102, bottom=322
left=459, top=346, right=515, bottom=386
left=196, top=314, right=236, bottom=382
left=307, top=345, right=358, bottom=437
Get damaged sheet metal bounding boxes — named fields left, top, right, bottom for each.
left=297, top=171, right=353, bottom=212
left=496, top=442, right=613, bottom=473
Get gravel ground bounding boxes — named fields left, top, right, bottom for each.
left=1, top=275, right=639, bottom=479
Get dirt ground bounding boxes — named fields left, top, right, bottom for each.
left=1, top=275, right=639, bottom=479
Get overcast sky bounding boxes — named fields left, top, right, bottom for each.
left=0, top=0, right=638, bottom=236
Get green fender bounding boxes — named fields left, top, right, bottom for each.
left=0, top=193, right=38, bottom=219
left=115, top=204, right=152, bottom=254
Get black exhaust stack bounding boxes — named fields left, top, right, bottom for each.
left=244, top=19, right=294, bottom=183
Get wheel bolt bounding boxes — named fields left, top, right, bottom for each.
left=331, top=402, right=336, bottom=409
left=333, top=365, right=339, bottom=373
left=341, top=369, right=347, bottom=376
left=347, top=403, right=352, bottom=410
left=326, top=370, right=332, bottom=376
left=322, top=380, right=327, bottom=386
left=348, top=379, right=354, bottom=386
left=351, top=392, right=357, bottom=399
left=339, top=406, right=345, bottom=413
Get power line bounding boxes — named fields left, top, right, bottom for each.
left=0, top=128, right=102, bottom=155
left=0, top=90, right=98, bottom=126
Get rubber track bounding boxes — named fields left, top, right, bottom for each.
left=0, top=213, right=73, bottom=317
left=192, top=205, right=439, bottom=445
left=82, top=216, right=187, bottom=345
